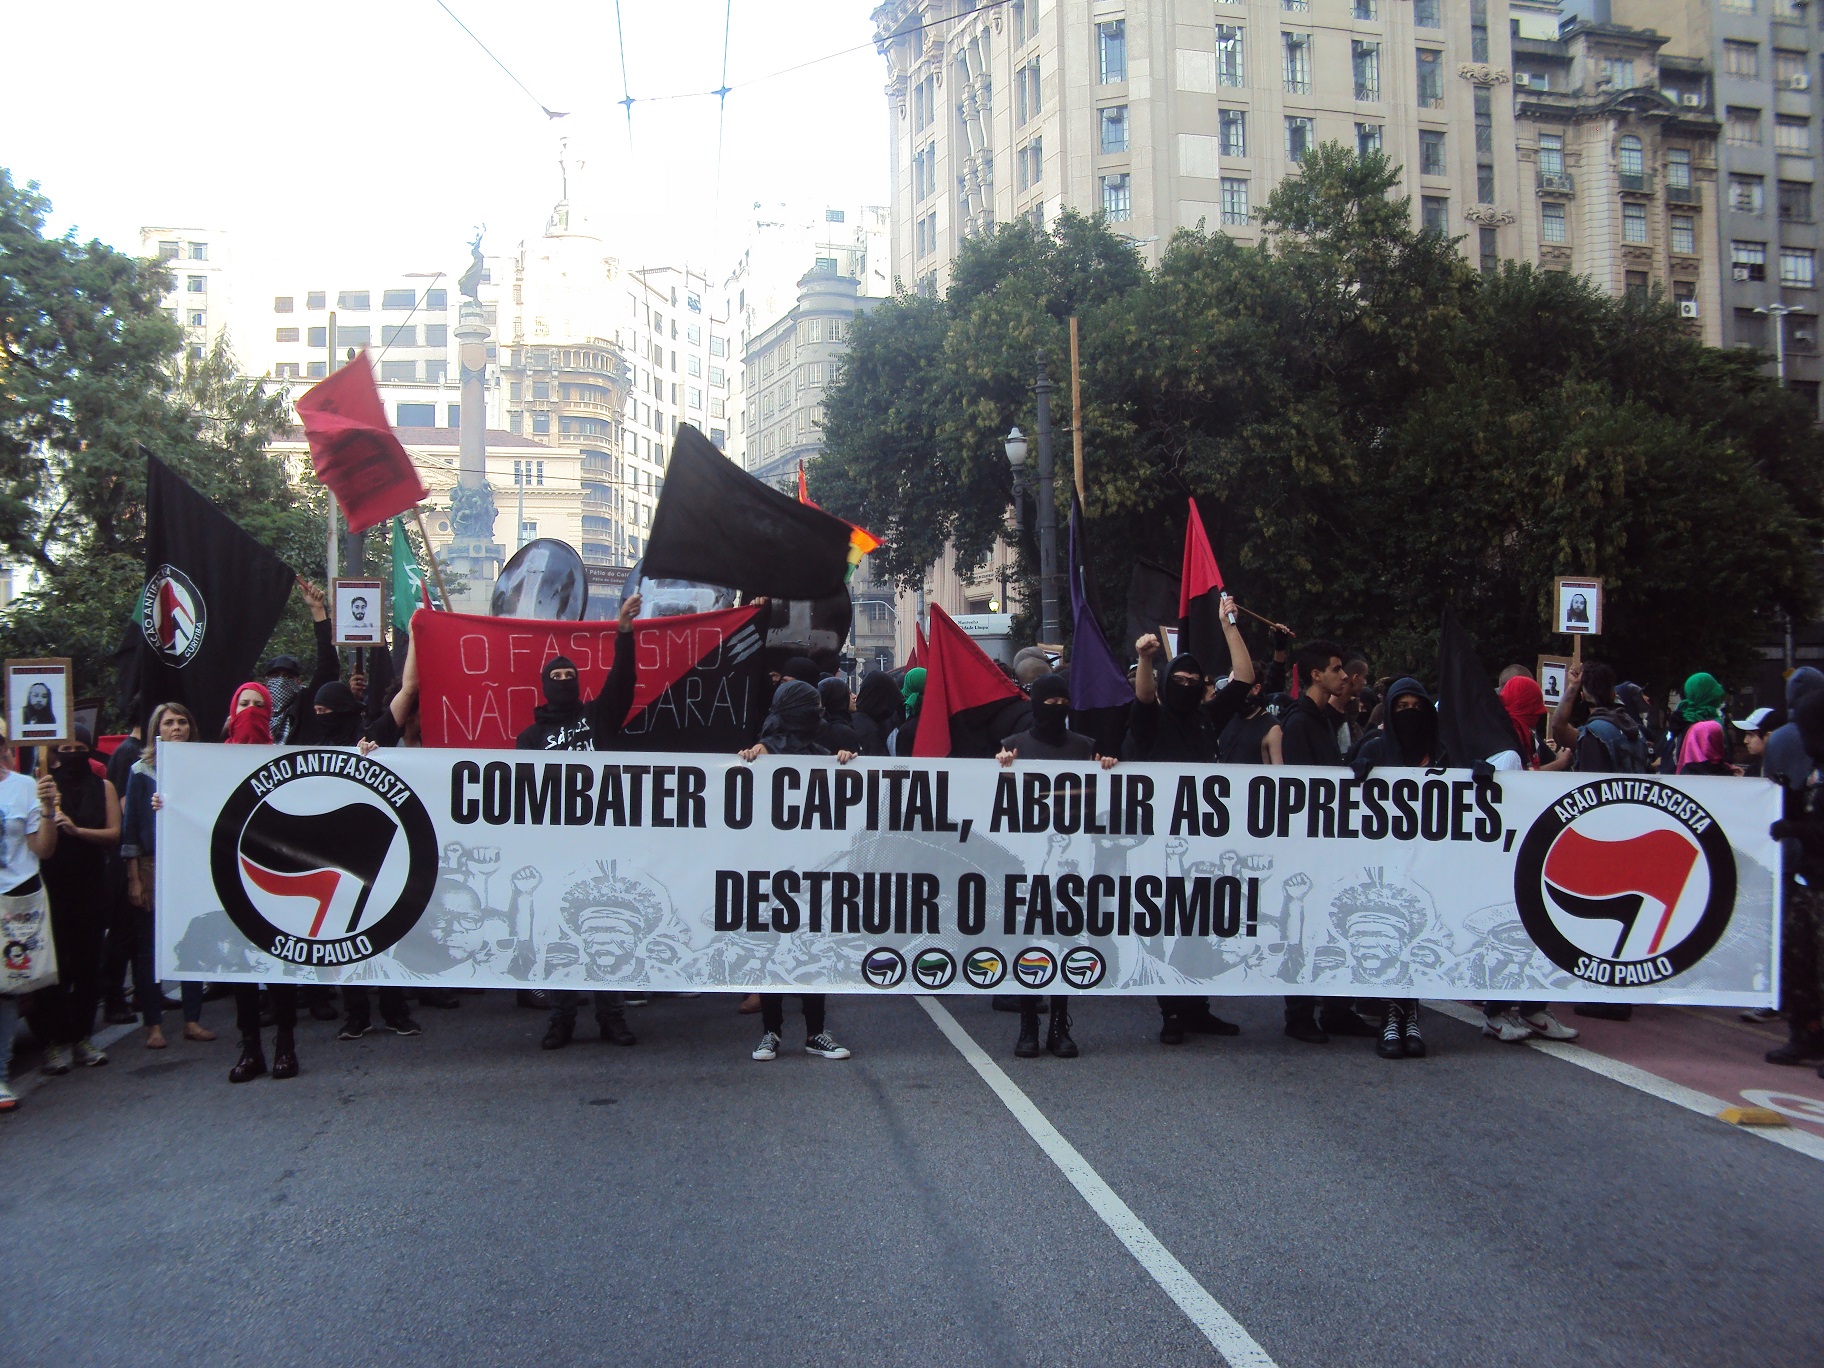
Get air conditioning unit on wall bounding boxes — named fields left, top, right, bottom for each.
left=1678, top=299, right=1701, bottom=319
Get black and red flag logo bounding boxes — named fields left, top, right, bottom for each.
left=138, top=564, right=206, bottom=666
left=1514, top=781, right=1735, bottom=988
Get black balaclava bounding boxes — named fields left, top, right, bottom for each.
left=855, top=672, right=903, bottom=730
left=759, top=680, right=826, bottom=754
left=818, top=677, right=851, bottom=718
left=1163, top=653, right=1205, bottom=717
left=782, top=656, right=821, bottom=686
left=541, top=655, right=582, bottom=716
left=315, top=680, right=364, bottom=746
left=1389, top=700, right=1438, bottom=763
left=1029, top=673, right=1071, bottom=744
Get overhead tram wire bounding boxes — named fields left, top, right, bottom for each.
left=613, top=0, right=635, bottom=147
left=432, top=0, right=569, bottom=119
left=710, top=0, right=734, bottom=248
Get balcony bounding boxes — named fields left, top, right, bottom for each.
left=1537, top=170, right=1575, bottom=195
left=1618, top=170, right=1656, bottom=195
left=1666, top=182, right=1700, bottom=206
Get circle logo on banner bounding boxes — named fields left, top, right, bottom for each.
left=912, top=948, right=956, bottom=990
left=1013, top=947, right=1057, bottom=990
left=1513, top=779, right=1736, bottom=988
left=210, top=751, right=438, bottom=969
left=862, top=948, right=907, bottom=989
left=963, top=948, right=1007, bottom=990
left=138, top=564, right=206, bottom=666
left=1060, top=946, right=1106, bottom=990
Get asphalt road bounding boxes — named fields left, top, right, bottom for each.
left=6, top=992, right=1822, bottom=1367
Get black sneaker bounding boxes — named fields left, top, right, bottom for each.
left=1377, top=1003, right=1404, bottom=1059
left=541, top=1019, right=573, bottom=1050
left=1767, top=1029, right=1824, bottom=1066
left=1285, top=1017, right=1329, bottom=1045
left=1184, top=1010, right=1241, bottom=1037
left=337, top=1017, right=371, bottom=1041
left=383, top=1016, right=424, bottom=1037
left=1158, top=1015, right=1187, bottom=1046
left=599, top=1017, right=637, bottom=1047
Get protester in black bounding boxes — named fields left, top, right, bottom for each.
left=516, top=593, right=643, bottom=1050
left=1275, top=640, right=1376, bottom=1044
left=994, top=674, right=1119, bottom=1060
left=816, top=678, right=863, bottom=755
left=37, top=729, right=121, bottom=1073
left=1768, top=689, right=1824, bottom=1068
left=852, top=672, right=902, bottom=757
left=1123, top=593, right=1253, bottom=1044
left=1217, top=665, right=1283, bottom=765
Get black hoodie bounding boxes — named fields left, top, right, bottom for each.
left=514, top=631, right=637, bottom=751
left=757, top=680, right=830, bottom=756
left=1351, top=677, right=1442, bottom=769
left=851, top=673, right=902, bottom=757
left=1123, top=652, right=1250, bottom=763
left=1001, top=673, right=1096, bottom=761
left=293, top=679, right=364, bottom=746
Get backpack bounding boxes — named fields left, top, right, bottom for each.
left=1580, top=717, right=1652, bottom=775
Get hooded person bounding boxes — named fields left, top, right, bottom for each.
left=1764, top=667, right=1824, bottom=790
left=751, top=680, right=830, bottom=757
left=891, top=667, right=926, bottom=757
left=295, top=680, right=364, bottom=747
left=1664, top=671, right=1726, bottom=773
left=816, top=677, right=862, bottom=756
left=1767, top=688, right=1824, bottom=1067
left=1498, top=675, right=1548, bottom=770
left=38, top=725, right=121, bottom=1076
left=777, top=655, right=822, bottom=687
left=851, top=672, right=903, bottom=757
left=225, top=681, right=274, bottom=746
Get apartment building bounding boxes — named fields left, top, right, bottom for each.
left=139, top=227, right=231, bottom=361
left=1512, top=17, right=1725, bottom=341
left=873, top=0, right=1526, bottom=292
left=742, top=270, right=881, bottom=487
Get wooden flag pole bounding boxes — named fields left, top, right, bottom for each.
left=1068, top=316, right=1085, bottom=501
left=412, top=507, right=452, bottom=607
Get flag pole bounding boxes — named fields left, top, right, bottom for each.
left=412, top=506, right=452, bottom=606
left=1068, top=316, right=1085, bottom=501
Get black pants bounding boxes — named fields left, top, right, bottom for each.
left=100, top=876, right=135, bottom=1006
left=342, top=985, right=409, bottom=1024
left=1021, top=994, right=1069, bottom=1021
left=760, top=994, right=825, bottom=1036
left=549, top=991, right=625, bottom=1026
left=1157, top=994, right=1206, bottom=1022
left=45, top=888, right=107, bottom=1045
left=233, top=983, right=297, bottom=1040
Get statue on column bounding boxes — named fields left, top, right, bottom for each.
left=458, top=228, right=486, bottom=302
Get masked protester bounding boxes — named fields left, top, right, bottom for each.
left=1767, top=690, right=1824, bottom=1068
left=1124, top=594, right=1255, bottom=1045
left=852, top=672, right=902, bottom=757
left=35, top=727, right=121, bottom=1076
left=517, top=593, right=644, bottom=1050
left=262, top=579, right=339, bottom=744
left=297, top=680, right=364, bottom=747
left=739, top=681, right=855, bottom=1063
left=816, top=678, right=862, bottom=755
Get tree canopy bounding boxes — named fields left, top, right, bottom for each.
left=813, top=145, right=1824, bottom=687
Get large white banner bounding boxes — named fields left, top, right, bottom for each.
left=155, top=745, right=1783, bottom=1005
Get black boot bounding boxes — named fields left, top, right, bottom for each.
left=1767, top=1027, right=1824, bottom=1066
left=229, top=1037, right=267, bottom=1084
left=1159, top=1011, right=1186, bottom=1046
left=270, top=1036, right=300, bottom=1080
left=599, top=1011, right=637, bottom=1047
left=541, top=1015, right=574, bottom=1050
left=1403, top=1004, right=1427, bottom=1058
left=1046, top=998, right=1078, bottom=1058
left=1319, top=1003, right=1375, bottom=1038
left=1014, top=1005, right=1041, bottom=1058
left=1376, top=1002, right=1404, bottom=1059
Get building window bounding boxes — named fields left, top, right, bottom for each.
left=1775, top=0, right=1802, bottom=16
left=1622, top=201, right=1648, bottom=244
left=1601, top=58, right=1635, bottom=90
left=1422, top=195, right=1449, bottom=233
left=710, top=336, right=727, bottom=357
left=1283, top=33, right=1311, bottom=94
left=337, top=325, right=370, bottom=347
left=1624, top=270, right=1649, bottom=300
left=1285, top=116, right=1315, bottom=160
left=1098, top=20, right=1126, bottom=83
left=532, top=413, right=550, bottom=435
left=424, top=324, right=448, bottom=347
left=1016, top=61, right=1042, bottom=124
left=1420, top=129, right=1447, bottom=176
left=1724, top=41, right=1760, bottom=79
left=1732, top=175, right=1766, bottom=213
left=1727, top=107, right=1762, bottom=145
left=1781, top=179, right=1814, bottom=222
left=274, top=363, right=301, bottom=379
left=398, top=403, right=436, bottom=426
left=337, top=291, right=370, bottom=310
left=1618, top=134, right=1644, bottom=177
left=1219, top=108, right=1247, bottom=157
left=1101, top=105, right=1130, bottom=154
left=1733, top=240, right=1769, bottom=280
left=382, top=289, right=416, bottom=310
left=307, top=361, right=327, bottom=378
left=1541, top=200, right=1567, bottom=244
left=1539, top=133, right=1565, bottom=178
left=1671, top=214, right=1696, bottom=254
left=1356, top=123, right=1382, bottom=157
left=1018, top=138, right=1043, bottom=191
left=425, top=361, right=447, bottom=383
left=188, top=311, right=206, bottom=328
left=689, top=387, right=704, bottom=409
left=186, top=275, right=206, bottom=293
left=1776, top=116, right=1811, bottom=154
left=1479, top=226, right=1499, bottom=275
left=1666, top=148, right=1691, bottom=190
left=308, top=326, right=327, bottom=348
left=274, top=296, right=294, bottom=313
left=188, top=241, right=208, bottom=261
left=1216, top=26, right=1244, bottom=86
left=533, top=381, right=550, bottom=400
left=1221, top=177, right=1250, bottom=226
left=1783, top=247, right=1816, bottom=287
left=1417, top=49, right=1443, bottom=107
left=1413, top=0, right=1440, bottom=24
left=1776, top=48, right=1808, bottom=87
left=1352, top=41, right=1380, bottom=101
left=382, top=324, right=416, bottom=347
left=687, top=355, right=701, bottom=377
left=307, top=290, right=326, bottom=309
left=1283, top=0, right=1307, bottom=9
left=1353, top=0, right=1376, bottom=17
left=1477, top=164, right=1495, bottom=203
left=274, top=327, right=298, bottom=343
left=1101, top=173, right=1132, bottom=220
left=157, top=240, right=179, bottom=260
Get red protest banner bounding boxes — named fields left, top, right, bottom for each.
left=411, top=605, right=769, bottom=751
left=294, top=353, right=428, bottom=533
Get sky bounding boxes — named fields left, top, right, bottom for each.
left=7, top=0, right=893, bottom=285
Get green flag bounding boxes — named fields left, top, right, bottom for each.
left=391, top=516, right=435, bottom=626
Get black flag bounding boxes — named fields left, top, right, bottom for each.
left=643, top=425, right=854, bottom=601
left=138, top=454, right=295, bottom=740
left=1436, top=608, right=1522, bottom=768
left=1125, top=558, right=1180, bottom=662
left=239, top=800, right=399, bottom=937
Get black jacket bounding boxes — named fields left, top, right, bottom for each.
left=514, top=630, right=637, bottom=751
left=1000, top=727, right=1097, bottom=761
left=1279, top=695, right=1345, bottom=767
left=1350, top=677, right=1442, bottom=770
left=1124, top=677, right=1251, bottom=763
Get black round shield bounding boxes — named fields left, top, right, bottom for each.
left=491, top=538, right=588, bottom=620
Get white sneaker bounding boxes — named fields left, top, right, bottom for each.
left=73, top=1038, right=109, bottom=1067
left=804, top=1032, right=851, bottom=1060
left=1482, top=1009, right=1535, bottom=1044
left=0, top=1080, right=16, bottom=1112
left=41, top=1044, right=71, bottom=1075
left=751, top=1030, right=780, bottom=1061
left=1520, top=1009, right=1579, bottom=1041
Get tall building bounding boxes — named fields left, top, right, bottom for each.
left=742, top=270, right=882, bottom=486
left=872, top=0, right=1528, bottom=291
left=139, top=227, right=231, bottom=361
left=1511, top=16, right=1724, bottom=341
left=1595, top=0, right=1824, bottom=413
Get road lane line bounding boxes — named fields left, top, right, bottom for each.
left=1421, top=1000, right=1824, bottom=1164
left=916, top=996, right=1279, bottom=1368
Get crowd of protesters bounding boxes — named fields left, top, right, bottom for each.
left=4, top=577, right=1820, bottom=1112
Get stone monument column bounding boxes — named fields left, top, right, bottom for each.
left=445, top=235, right=503, bottom=611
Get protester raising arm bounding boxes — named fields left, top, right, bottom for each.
left=1550, top=663, right=1583, bottom=752
left=583, top=591, right=644, bottom=742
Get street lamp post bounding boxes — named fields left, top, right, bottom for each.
left=1031, top=353, right=1061, bottom=646
left=1756, top=301, right=1798, bottom=384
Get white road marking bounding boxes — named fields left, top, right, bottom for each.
left=917, top=996, right=1278, bottom=1368
left=1422, top=1000, right=1824, bottom=1164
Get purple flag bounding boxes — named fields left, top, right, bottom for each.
left=1068, top=496, right=1135, bottom=711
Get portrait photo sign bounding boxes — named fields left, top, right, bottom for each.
left=334, top=578, right=386, bottom=647
left=1554, top=576, right=1603, bottom=636
left=1537, top=656, right=1572, bottom=710
left=6, top=657, right=73, bottom=746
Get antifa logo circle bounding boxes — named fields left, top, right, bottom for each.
left=1060, top=947, right=1106, bottom=990
left=963, top=948, right=1007, bottom=990
left=139, top=564, right=207, bottom=666
left=210, top=750, right=438, bottom=969
left=862, top=948, right=907, bottom=989
left=911, top=948, right=956, bottom=990
left=1513, top=780, right=1736, bottom=989
left=1013, top=947, right=1057, bottom=990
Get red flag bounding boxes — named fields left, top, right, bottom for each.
left=294, top=353, right=428, bottom=533
left=1177, top=497, right=1229, bottom=672
left=1178, top=497, right=1224, bottom=615
left=913, top=605, right=1024, bottom=758
left=907, top=621, right=928, bottom=671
